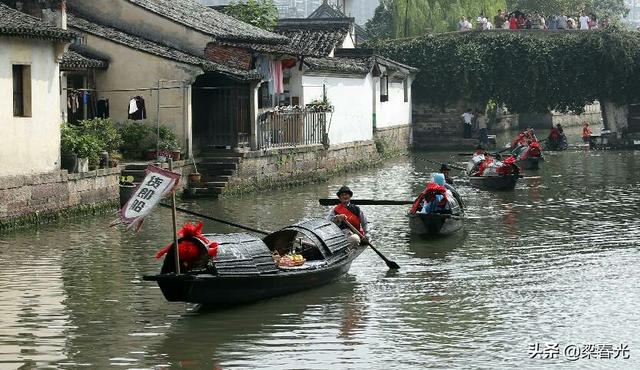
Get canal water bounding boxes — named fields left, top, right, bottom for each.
left=1, top=128, right=639, bottom=369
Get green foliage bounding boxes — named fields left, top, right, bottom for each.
left=506, top=0, right=628, bottom=18
left=61, top=119, right=122, bottom=166
left=60, top=123, right=79, bottom=154
left=389, top=0, right=507, bottom=37
left=366, top=0, right=395, bottom=40
left=373, top=27, right=640, bottom=113
left=117, top=121, right=155, bottom=158
left=79, top=118, right=122, bottom=154
left=223, top=0, right=278, bottom=30
left=158, top=127, right=180, bottom=152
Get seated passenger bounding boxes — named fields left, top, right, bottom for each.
left=410, top=174, right=451, bottom=215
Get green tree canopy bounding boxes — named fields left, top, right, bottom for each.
left=372, top=27, right=640, bottom=113
left=366, top=0, right=395, bottom=40
left=223, top=0, right=278, bottom=31
left=382, top=0, right=507, bottom=37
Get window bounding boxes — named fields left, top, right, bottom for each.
left=380, top=74, right=389, bottom=102
left=403, top=78, right=409, bottom=102
left=13, top=65, right=32, bottom=117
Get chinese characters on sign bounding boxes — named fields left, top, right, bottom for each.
left=119, top=165, right=181, bottom=231
left=529, top=343, right=630, bottom=361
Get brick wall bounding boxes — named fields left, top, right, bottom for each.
left=204, top=43, right=252, bottom=70
left=226, top=141, right=380, bottom=193
left=0, top=168, right=120, bottom=230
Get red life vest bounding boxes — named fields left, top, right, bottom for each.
left=410, top=183, right=448, bottom=214
left=496, top=156, right=518, bottom=175
left=334, top=204, right=364, bottom=234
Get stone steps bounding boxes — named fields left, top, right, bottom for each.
left=190, top=150, right=242, bottom=197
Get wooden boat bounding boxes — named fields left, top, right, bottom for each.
left=408, top=185, right=464, bottom=236
left=468, top=173, right=521, bottom=190
left=143, top=218, right=367, bottom=306
left=516, top=156, right=543, bottom=170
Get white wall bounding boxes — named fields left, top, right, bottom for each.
left=302, top=74, right=373, bottom=145
left=0, top=37, right=64, bottom=176
left=375, top=77, right=412, bottom=129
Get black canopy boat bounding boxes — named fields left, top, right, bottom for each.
left=468, top=173, right=520, bottom=190
left=466, top=152, right=521, bottom=191
left=143, top=218, right=367, bottom=306
left=512, top=143, right=544, bottom=170
left=408, top=184, right=465, bottom=236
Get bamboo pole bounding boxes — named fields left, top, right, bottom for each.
left=169, top=159, right=180, bottom=275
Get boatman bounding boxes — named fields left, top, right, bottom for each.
left=440, top=163, right=455, bottom=186
left=327, top=186, right=369, bottom=248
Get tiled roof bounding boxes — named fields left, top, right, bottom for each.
left=307, top=2, right=369, bottom=44
left=305, top=49, right=419, bottom=76
left=61, top=44, right=109, bottom=69
left=335, top=49, right=419, bottom=74
left=126, top=0, right=287, bottom=44
left=303, top=57, right=371, bottom=75
left=67, top=13, right=261, bottom=81
left=275, top=18, right=352, bottom=57
left=0, top=3, right=76, bottom=42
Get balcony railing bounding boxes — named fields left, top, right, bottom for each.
left=257, top=106, right=332, bottom=150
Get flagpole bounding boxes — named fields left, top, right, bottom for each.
left=169, top=159, right=180, bottom=275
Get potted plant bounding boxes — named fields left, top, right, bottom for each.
left=60, top=123, right=79, bottom=173
left=160, top=139, right=181, bottom=161
left=75, top=133, right=101, bottom=172
left=158, top=127, right=181, bottom=161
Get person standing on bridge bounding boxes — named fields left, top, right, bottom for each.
left=579, top=12, right=590, bottom=30
left=494, top=9, right=505, bottom=29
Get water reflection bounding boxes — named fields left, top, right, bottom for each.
left=1, top=141, right=640, bottom=369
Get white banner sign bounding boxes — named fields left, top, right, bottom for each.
left=119, top=165, right=180, bottom=231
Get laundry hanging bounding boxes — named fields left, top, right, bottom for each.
left=128, top=96, right=146, bottom=120
left=97, top=98, right=110, bottom=118
left=273, top=60, right=284, bottom=95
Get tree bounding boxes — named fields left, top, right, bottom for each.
left=384, top=0, right=507, bottom=37
left=366, top=0, right=395, bottom=40
left=223, top=0, right=278, bottom=31
left=506, top=0, right=628, bottom=18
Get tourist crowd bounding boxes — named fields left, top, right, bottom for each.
left=458, top=9, right=611, bottom=31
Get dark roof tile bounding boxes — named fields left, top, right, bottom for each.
left=307, top=2, right=369, bottom=43
left=303, top=56, right=371, bottom=75
left=0, top=3, right=76, bottom=42
left=127, top=0, right=287, bottom=44
left=61, top=48, right=109, bottom=69
left=275, top=18, right=352, bottom=57
left=67, top=13, right=261, bottom=81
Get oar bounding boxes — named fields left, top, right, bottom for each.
left=159, top=203, right=270, bottom=235
left=424, top=158, right=467, bottom=172
left=319, top=199, right=413, bottom=206
left=343, top=220, right=400, bottom=270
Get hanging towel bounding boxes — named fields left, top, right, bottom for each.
left=273, top=60, right=284, bottom=94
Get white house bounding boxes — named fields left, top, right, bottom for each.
left=0, top=3, right=75, bottom=176
left=273, top=17, right=416, bottom=146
